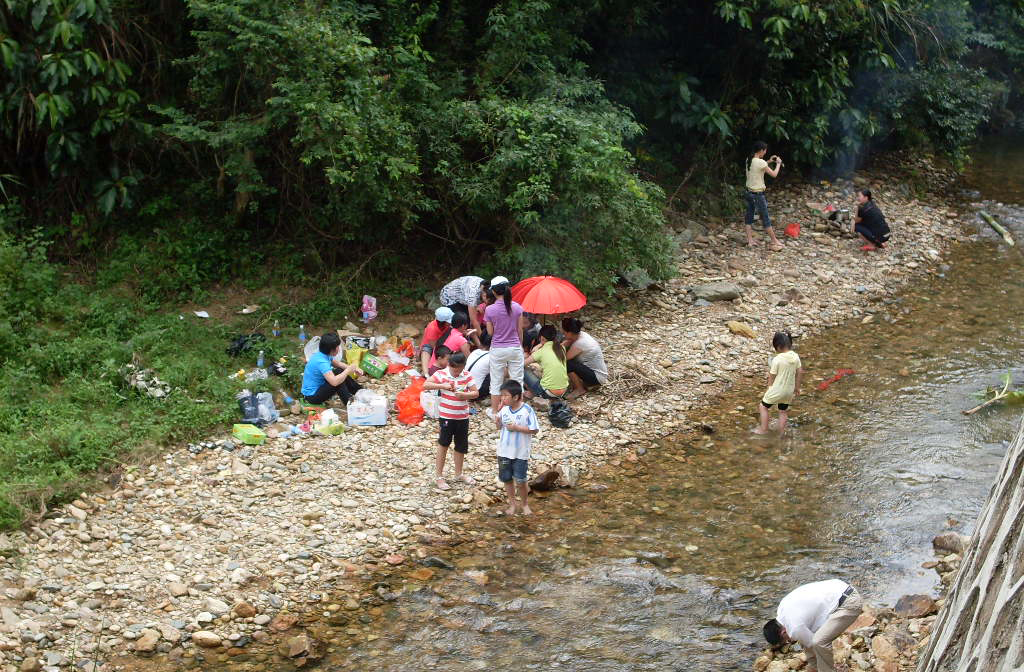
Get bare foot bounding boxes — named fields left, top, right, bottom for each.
left=520, top=505, right=533, bottom=516
left=504, top=504, right=516, bottom=516
left=746, top=238, right=755, bottom=247
left=566, top=389, right=585, bottom=401
left=435, top=478, right=450, bottom=491
left=751, top=427, right=769, bottom=435
left=769, top=243, right=784, bottom=251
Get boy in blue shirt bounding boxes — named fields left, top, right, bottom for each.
left=495, top=381, right=539, bottom=515
left=301, top=333, right=363, bottom=404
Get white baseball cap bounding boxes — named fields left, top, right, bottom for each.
left=434, top=306, right=454, bottom=323
left=490, top=275, right=509, bottom=286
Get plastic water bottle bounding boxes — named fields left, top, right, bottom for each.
left=257, top=350, right=265, bottom=368
left=299, top=325, right=306, bottom=345
left=272, top=320, right=281, bottom=338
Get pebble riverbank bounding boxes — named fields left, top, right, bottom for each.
left=0, top=155, right=985, bottom=671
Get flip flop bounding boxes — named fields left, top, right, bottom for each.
left=434, top=478, right=450, bottom=491
left=456, top=474, right=476, bottom=486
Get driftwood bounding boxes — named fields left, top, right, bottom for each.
left=979, top=210, right=1015, bottom=246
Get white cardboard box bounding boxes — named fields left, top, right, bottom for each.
left=347, top=394, right=388, bottom=426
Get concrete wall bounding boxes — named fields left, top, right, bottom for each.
left=917, top=414, right=1024, bottom=672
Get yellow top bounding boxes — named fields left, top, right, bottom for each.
left=762, top=351, right=801, bottom=404
left=533, top=341, right=569, bottom=391
left=746, top=157, right=769, bottom=192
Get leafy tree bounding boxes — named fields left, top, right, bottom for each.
left=0, top=0, right=142, bottom=213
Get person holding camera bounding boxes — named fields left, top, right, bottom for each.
left=745, top=140, right=785, bottom=251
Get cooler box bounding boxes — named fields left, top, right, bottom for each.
left=232, top=423, right=267, bottom=445
left=347, top=394, right=388, bottom=426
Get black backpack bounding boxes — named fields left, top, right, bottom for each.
left=549, top=400, right=573, bottom=428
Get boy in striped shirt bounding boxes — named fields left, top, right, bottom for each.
left=423, top=352, right=479, bottom=490
left=496, top=381, right=540, bottom=515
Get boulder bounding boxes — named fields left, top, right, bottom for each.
left=871, top=635, right=899, bottom=661
left=689, top=281, right=744, bottom=302
left=932, top=532, right=969, bottom=555
left=134, top=628, right=160, bottom=653
left=894, top=594, right=936, bottom=618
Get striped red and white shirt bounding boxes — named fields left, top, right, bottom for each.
left=428, top=368, right=476, bottom=420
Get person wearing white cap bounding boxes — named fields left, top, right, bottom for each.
left=420, top=306, right=455, bottom=377
left=484, top=276, right=525, bottom=416
left=439, top=275, right=487, bottom=347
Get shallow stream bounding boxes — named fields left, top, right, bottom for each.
left=319, top=142, right=1024, bottom=671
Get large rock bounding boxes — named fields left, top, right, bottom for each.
left=133, top=629, right=160, bottom=653
left=931, top=531, right=969, bottom=555
left=893, top=594, right=936, bottom=618
left=191, top=631, right=221, bottom=648
left=871, top=634, right=899, bottom=661
left=689, top=281, right=743, bottom=302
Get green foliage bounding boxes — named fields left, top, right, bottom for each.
left=875, top=62, right=1005, bottom=167
left=0, top=0, right=142, bottom=211
left=0, top=205, right=285, bottom=529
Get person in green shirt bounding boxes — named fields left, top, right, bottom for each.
left=523, top=325, right=569, bottom=399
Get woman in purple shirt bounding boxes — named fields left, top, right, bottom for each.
left=484, top=276, right=525, bottom=416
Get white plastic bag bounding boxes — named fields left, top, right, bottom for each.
left=420, top=390, right=440, bottom=420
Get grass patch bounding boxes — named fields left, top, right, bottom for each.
left=0, top=202, right=437, bottom=530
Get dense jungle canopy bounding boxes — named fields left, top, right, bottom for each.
left=1, top=0, right=1023, bottom=290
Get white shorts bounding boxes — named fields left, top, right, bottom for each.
left=489, top=347, right=524, bottom=395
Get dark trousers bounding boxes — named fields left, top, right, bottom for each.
left=304, top=369, right=362, bottom=404
left=744, top=190, right=772, bottom=228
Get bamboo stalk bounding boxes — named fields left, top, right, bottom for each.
left=979, top=210, right=1015, bottom=247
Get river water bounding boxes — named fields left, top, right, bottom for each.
left=314, top=145, right=1024, bottom=671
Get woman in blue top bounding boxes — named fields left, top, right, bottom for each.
left=301, top=332, right=363, bottom=404
left=484, top=276, right=525, bottom=417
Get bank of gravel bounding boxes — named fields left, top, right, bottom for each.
left=0, top=156, right=983, bottom=671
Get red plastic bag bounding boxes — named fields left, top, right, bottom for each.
left=396, top=376, right=426, bottom=425
left=784, top=222, right=801, bottom=238
left=817, top=369, right=855, bottom=391
left=387, top=361, right=410, bottom=375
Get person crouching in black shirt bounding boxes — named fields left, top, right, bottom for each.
left=853, top=188, right=891, bottom=251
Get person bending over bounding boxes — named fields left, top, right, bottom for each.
left=301, top=332, right=363, bottom=404
left=764, top=579, right=863, bottom=672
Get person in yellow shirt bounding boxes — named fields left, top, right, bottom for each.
left=745, top=140, right=785, bottom=251
left=523, top=325, right=569, bottom=400
left=754, top=331, right=802, bottom=435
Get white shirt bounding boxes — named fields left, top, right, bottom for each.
left=496, top=403, right=539, bottom=460
left=776, top=579, right=849, bottom=647
left=465, top=350, right=490, bottom=392
left=573, top=332, right=609, bottom=384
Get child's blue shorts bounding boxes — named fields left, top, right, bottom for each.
left=498, top=457, right=529, bottom=483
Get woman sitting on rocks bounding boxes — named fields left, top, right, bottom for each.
left=523, top=325, right=569, bottom=400
left=562, top=317, right=609, bottom=400
left=853, top=188, right=891, bottom=251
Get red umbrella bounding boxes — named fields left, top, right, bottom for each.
left=510, top=276, right=587, bottom=315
